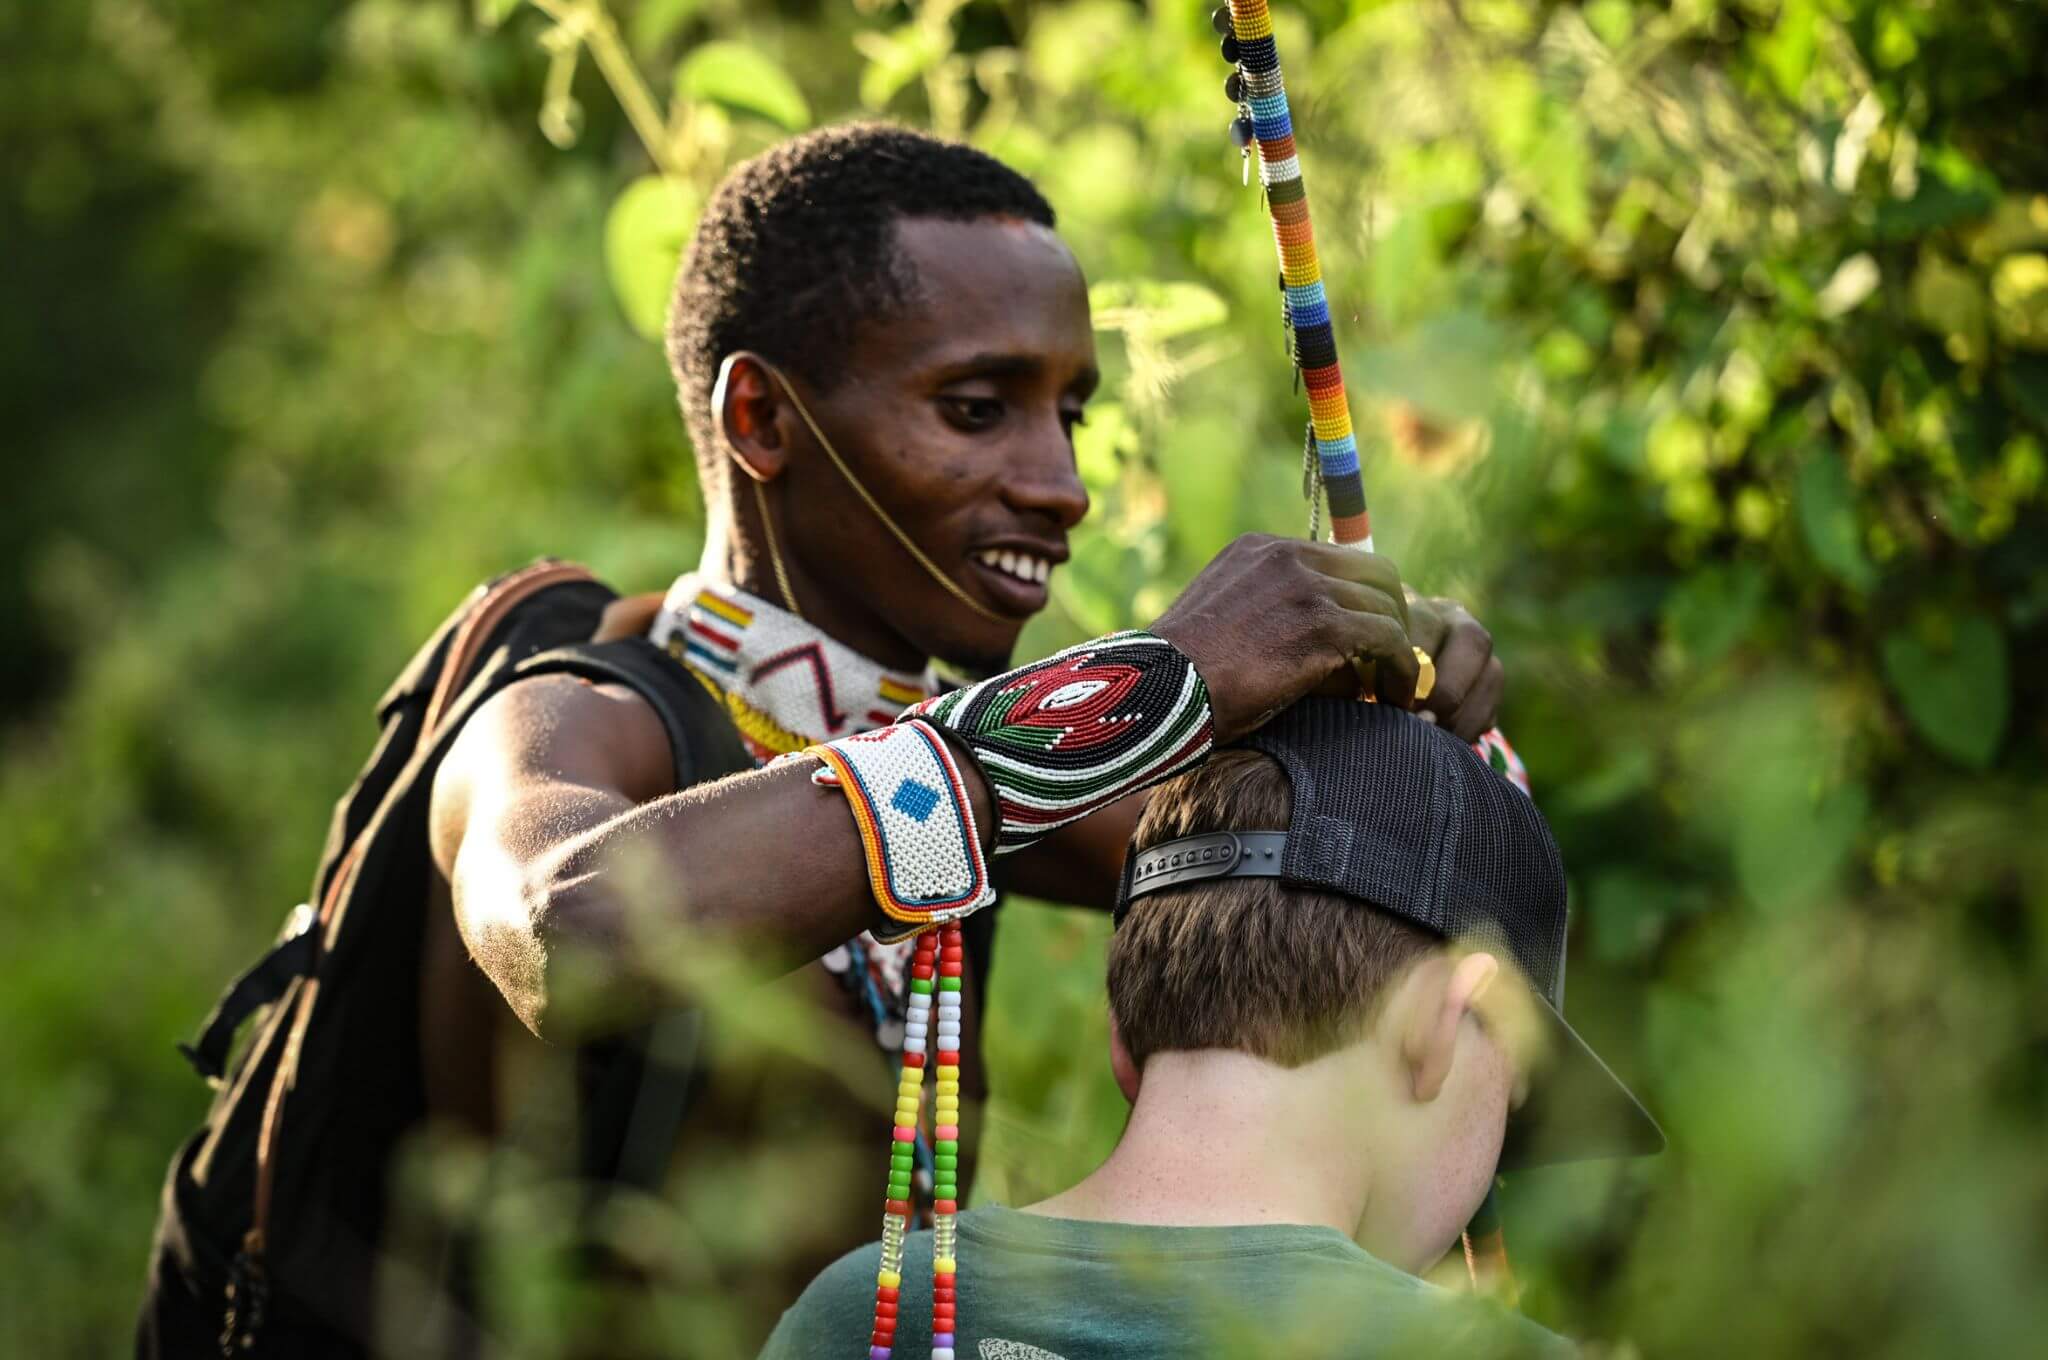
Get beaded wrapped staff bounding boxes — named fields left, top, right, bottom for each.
left=1222, top=0, right=1371, bottom=549
left=1219, top=0, right=1528, bottom=793
left=1217, top=0, right=1519, bottom=1296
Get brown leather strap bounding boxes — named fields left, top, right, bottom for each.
left=420, top=560, right=596, bottom=738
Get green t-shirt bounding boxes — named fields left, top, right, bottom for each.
left=759, top=1206, right=1574, bottom=1360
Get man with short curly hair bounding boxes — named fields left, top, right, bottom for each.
left=141, top=123, right=1518, bottom=1358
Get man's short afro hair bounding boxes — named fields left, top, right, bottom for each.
left=665, top=122, right=1055, bottom=487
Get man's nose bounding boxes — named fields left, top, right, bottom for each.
left=1002, top=425, right=1091, bottom=530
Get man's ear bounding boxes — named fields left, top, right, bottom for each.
left=1402, top=951, right=1500, bottom=1104
left=713, top=352, right=789, bottom=484
left=1108, top=1012, right=1141, bottom=1105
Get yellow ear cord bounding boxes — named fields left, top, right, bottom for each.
left=759, top=362, right=1008, bottom=625
left=750, top=476, right=805, bottom=619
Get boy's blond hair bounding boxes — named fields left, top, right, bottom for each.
left=1109, top=749, right=1437, bottom=1069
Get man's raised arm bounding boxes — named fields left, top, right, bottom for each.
left=430, top=533, right=1436, bottom=1037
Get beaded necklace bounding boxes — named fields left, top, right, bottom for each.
left=650, top=575, right=935, bottom=762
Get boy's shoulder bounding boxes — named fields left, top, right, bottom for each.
left=759, top=1233, right=888, bottom=1358
left=759, top=1209, right=1574, bottom=1359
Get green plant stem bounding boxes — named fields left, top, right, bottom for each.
left=530, top=0, right=681, bottom=176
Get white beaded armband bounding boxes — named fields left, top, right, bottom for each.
left=800, top=718, right=996, bottom=927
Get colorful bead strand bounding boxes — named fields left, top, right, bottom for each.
left=1224, top=0, right=1371, bottom=550
left=930, top=920, right=964, bottom=1360
left=869, top=923, right=967, bottom=1359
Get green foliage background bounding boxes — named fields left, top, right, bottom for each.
left=5, top=0, right=2046, bottom=1354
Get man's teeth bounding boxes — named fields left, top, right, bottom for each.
left=975, top=549, right=1051, bottom=585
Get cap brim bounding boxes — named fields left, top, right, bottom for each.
left=1498, top=996, right=1665, bottom=1171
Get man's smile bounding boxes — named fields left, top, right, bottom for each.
left=967, top=539, right=1066, bottom=616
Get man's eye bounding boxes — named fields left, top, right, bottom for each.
left=940, top=396, right=1004, bottom=430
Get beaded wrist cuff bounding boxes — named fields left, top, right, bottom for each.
left=902, top=630, right=1215, bottom=852
left=802, top=719, right=996, bottom=927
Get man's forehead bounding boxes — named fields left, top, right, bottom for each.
left=870, top=214, right=1092, bottom=365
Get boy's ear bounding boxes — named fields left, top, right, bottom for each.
left=1402, top=951, right=1500, bottom=1104
left=713, top=352, right=790, bottom=484
left=1108, top=1012, right=1141, bottom=1105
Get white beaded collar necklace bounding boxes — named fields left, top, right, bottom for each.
left=648, top=574, right=937, bottom=764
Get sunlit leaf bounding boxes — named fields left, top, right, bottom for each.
left=603, top=175, right=701, bottom=341
left=1754, top=0, right=1817, bottom=101
left=855, top=26, right=943, bottom=111
left=1088, top=280, right=1229, bottom=339
left=1910, top=249, right=1988, bottom=361
left=674, top=40, right=810, bottom=131
left=1815, top=253, right=1881, bottom=318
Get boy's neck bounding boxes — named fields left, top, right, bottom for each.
left=1025, top=1048, right=1376, bottom=1239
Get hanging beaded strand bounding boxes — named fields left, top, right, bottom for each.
left=869, top=921, right=966, bottom=1360
left=930, top=920, right=964, bottom=1360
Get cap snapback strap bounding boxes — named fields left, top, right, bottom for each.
left=1112, top=831, right=1290, bottom=928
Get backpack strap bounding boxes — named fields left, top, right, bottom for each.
left=174, top=563, right=606, bottom=1087
left=515, top=635, right=750, bottom=787
left=177, top=906, right=320, bottom=1085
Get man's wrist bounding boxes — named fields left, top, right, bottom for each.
left=934, top=729, right=999, bottom=856
left=902, top=630, right=1214, bottom=853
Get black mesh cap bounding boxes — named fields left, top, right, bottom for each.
left=1234, top=698, right=1663, bottom=1168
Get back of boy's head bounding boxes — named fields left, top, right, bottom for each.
left=1109, top=749, right=1437, bottom=1070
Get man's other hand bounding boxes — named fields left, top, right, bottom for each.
left=1150, top=534, right=1420, bottom=743
left=1405, top=593, right=1506, bottom=743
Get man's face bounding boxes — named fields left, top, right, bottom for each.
left=779, top=215, right=1096, bottom=673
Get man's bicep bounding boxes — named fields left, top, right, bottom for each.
left=429, top=674, right=673, bottom=885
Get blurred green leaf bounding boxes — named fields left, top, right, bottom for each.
left=1881, top=611, right=2010, bottom=768
left=675, top=40, right=810, bottom=131
left=1876, top=164, right=2000, bottom=239
left=1662, top=561, right=1767, bottom=670
left=1586, top=867, right=1708, bottom=963
left=475, top=0, right=523, bottom=27
left=632, top=0, right=704, bottom=56
left=855, top=24, right=944, bottom=110
left=1796, top=450, right=1877, bottom=592
left=1911, top=249, right=1989, bottom=360
left=603, top=175, right=701, bottom=340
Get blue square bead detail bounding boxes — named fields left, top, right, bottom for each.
left=891, top=778, right=942, bottom=822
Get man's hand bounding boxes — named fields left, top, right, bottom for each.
left=1405, top=593, right=1506, bottom=743
left=1149, top=534, right=1421, bottom=743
